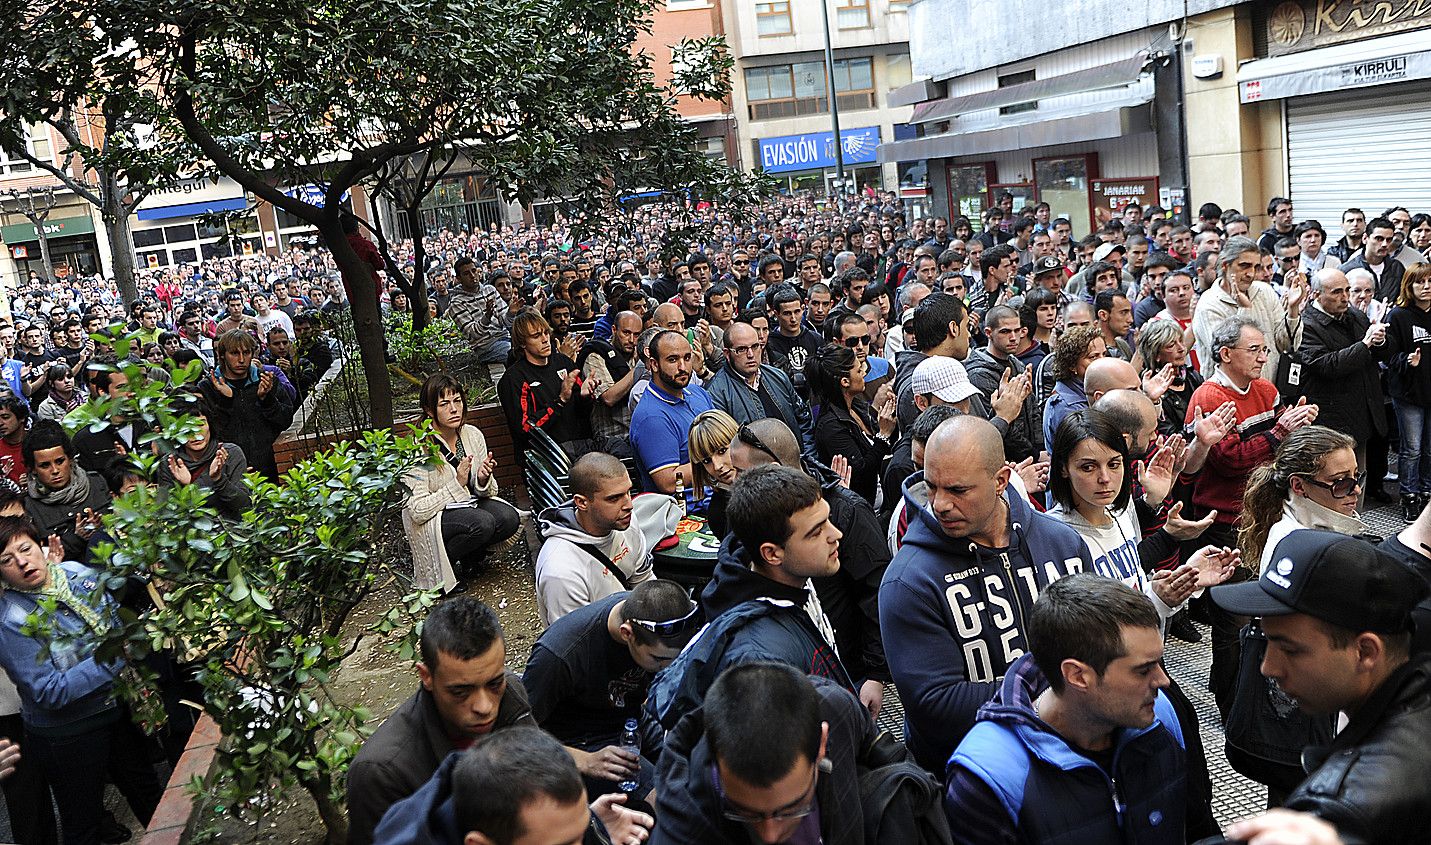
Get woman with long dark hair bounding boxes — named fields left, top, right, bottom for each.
left=1387, top=262, right=1431, bottom=519
left=805, top=342, right=896, bottom=503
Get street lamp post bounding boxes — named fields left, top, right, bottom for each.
left=818, top=0, right=846, bottom=199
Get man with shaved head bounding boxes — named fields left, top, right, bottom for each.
left=879, top=416, right=1091, bottom=770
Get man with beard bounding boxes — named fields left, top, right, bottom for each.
left=580, top=311, right=642, bottom=446
left=629, top=330, right=714, bottom=496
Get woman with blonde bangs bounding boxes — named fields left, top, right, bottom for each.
left=686, top=409, right=739, bottom=535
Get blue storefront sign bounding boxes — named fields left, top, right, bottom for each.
left=757, top=126, right=881, bottom=174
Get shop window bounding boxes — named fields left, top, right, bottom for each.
left=756, top=1, right=792, bottom=36
left=836, top=0, right=870, bottom=29
left=746, top=58, right=875, bottom=120
left=162, top=223, right=198, bottom=243
left=131, top=228, right=165, bottom=248
left=138, top=250, right=169, bottom=268
left=201, top=239, right=234, bottom=260
left=948, top=162, right=994, bottom=220
left=197, top=220, right=227, bottom=240
left=172, top=247, right=198, bottom=265
left=998, top=70, right=1036, bottom=115
left=1034, top=154, right=1097, bottom=230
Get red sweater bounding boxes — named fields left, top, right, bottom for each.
left=1185, top=376, right=1288, bottom=524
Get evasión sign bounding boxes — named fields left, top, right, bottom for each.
left=757, top=127, right=881, bottom=174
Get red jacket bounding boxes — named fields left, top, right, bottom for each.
left=1185, top=376, right=1288, bottom=524
left=343, top=231, right=385, bottom=304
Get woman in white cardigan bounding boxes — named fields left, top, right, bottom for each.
left=403, top=374, right=520, bottom=592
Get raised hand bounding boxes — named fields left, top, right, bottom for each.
left=830, top=453, right=852, bottom=489
left=591, top=793, right=653, bottom=845
left=1150, top=564, right=1200, bottom=608
left=256, top=369, right=275, bottom=399
left=167, top=454, right=193, bottom=486
left=209, top=371, right=234, bottom=399
left=1142, top=363, right=1176, bottom=404
left=1411, top=348, right=1422, bottom=368
left=209, top=447, right=229, bottom=481
left=1137, top=442, right=1177, bottom=504
left=1277, top=396, right=1319, bottom=432
left=1185, top=545, right=1240, bottom=588
left=455, top=455, right=473, bottom=488
left=1193, top=401, right=1238, bottom=447
left=1163, top=501, right=1216, bottom=541
left=475, top=454, right=497, bottom=487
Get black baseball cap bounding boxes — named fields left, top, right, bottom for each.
left=1032, top=256, right=1064, bottom=277
left=1210, top=530, right=1428, bottom=634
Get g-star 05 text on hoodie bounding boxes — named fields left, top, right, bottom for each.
left=879, top=473, right=1091, bottom=771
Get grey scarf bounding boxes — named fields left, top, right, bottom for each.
left=29, top=465, right=92, bottom=507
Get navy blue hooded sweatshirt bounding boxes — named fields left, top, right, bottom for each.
left=372, top=751, right=610, bottom=845
left=879, top=472, right=1091, bottom=772
left=645, top=535, right=854, bottom=732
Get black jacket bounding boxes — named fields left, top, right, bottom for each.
left=645, top=538, right=853, bottom=732
left=813, top=401, right=891, bottom=505
left=198, top=365, right=297, bottom=479
left=1284, top=659, right=1431, bottom=845
left=963, top=348, right=1039, bottom=462
left=651, top=676, right=885, bottom=845
left=24, top=471, right=111, bottom=563
left=346, top=678, right=535, bottom=845
left=1339, top=253, right=1405, bottom=303
left=808, top=460, right=891, bottom=684
left=1299, top=305, right=1387, bottom=444
left=1385, top=304, right=1431, bottom=406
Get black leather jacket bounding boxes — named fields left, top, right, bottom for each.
left=1284, top=659, right=1431, bottom=845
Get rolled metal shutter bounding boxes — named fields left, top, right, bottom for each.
left=1286, top=80, right=1431, bottom=240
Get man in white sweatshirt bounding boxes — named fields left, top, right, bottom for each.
left=535, top=452, right=657, bottom=626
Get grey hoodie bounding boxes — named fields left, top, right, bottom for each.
left=534, top=498, right=656, bottom=627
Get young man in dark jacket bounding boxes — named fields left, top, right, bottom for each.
left=645, top=464, right=853, bottom=731
left=880, top=415, right=1091, bottom=771
left=347, top=598, right=536, bottom=845
left=1212, top=530, right=1431, bottom=845
left=200, top=329, right=296, bottom=479
left=371, top=727, right=650, bottom=845
left=725, top=417, right=891, bottom=715
left=653, top=662, right=943, bottom=845
left=945, top=574, right=1190, bottom=845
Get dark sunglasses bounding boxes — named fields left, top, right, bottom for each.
left=737, top=424, right=779, bottom=463
left=631, top=601, right=700, bottom=637
left=1297, top=471, right=1365, bottom=499
left=843, top=334, right=871, bottom=348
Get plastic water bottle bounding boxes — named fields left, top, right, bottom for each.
left=619, top=718, right=640, bottom=793
left=674, top=471, right=687, bottom=516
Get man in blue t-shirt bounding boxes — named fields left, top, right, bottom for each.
left=630, top=330, right=714, bottom=496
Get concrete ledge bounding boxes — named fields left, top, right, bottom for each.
left=138, top=714, right=223, bottom=845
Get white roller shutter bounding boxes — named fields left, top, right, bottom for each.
left=1286, top=80, right=1431, bottom=239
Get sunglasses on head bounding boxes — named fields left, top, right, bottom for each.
left=631, top=601, right=701, bottom=637
left=737, top=424, right=779, bottom=463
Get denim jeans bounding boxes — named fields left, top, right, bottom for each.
left=1394, top=400, right=1431, bottom=495
left=478, top=339, right=511, bottom=364
left=26, top=711, right=163, bottom=845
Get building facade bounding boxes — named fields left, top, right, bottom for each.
left=722, top=0, right=916, bottom=198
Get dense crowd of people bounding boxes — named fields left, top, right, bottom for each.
left=2, top=189, right=1430, bottom=845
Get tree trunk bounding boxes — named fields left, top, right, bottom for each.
left=407, top=219, right=431, bottom=333
left=35, top=229, right=54, bottom=284
left=105, top=201, right=139, bottom=308
left=322, top=222, right=394, bottom=427
left=305, top=777, right=349, bottom=845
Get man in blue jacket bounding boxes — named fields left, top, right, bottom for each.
left=645, top=464, right=853, bottom=732
left=944, top=574, right=1190, bottom=844
left=880, top=415, right=1091, bottom=771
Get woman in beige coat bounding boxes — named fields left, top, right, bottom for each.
left=403, top=374, right=520, bottom=592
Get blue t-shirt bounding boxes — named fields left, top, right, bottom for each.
left=630, top=382, right=715, bottom=493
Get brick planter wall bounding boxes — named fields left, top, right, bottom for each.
left=274, top=401, right=521, bottom=490
left=137, top=715, right=223, bottom=845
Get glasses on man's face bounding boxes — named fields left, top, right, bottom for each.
left=713, top=762, right=818, bottom=825
left=1297, top=471, right=1365, bottom=499
left=1235, top=344, right=1269, bottom=358
left=737, top=424, right=779, bottom=463
left=843, top=334, right=871, bottom=348
left=730, top=342, right=764, bottom=357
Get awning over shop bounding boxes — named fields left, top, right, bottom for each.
left=878, top=94, right=1153, bottom=164
left=136, top=196, right=248, bottom=221
left=909, top=55, right=1150, bottom=125
left=1238, top=29, right=1431, bottom=103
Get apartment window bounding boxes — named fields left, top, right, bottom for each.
left=998, top=69, right=1037, bottom=115
left=889, top=0, right=910, bottom=11
left=836, top=0, right=871, bottom=29
left=746, top=58, right=876, bottom=120
left=756, top=1, right=792, bottom=36
left=0, top=125, right=53, bottom=177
